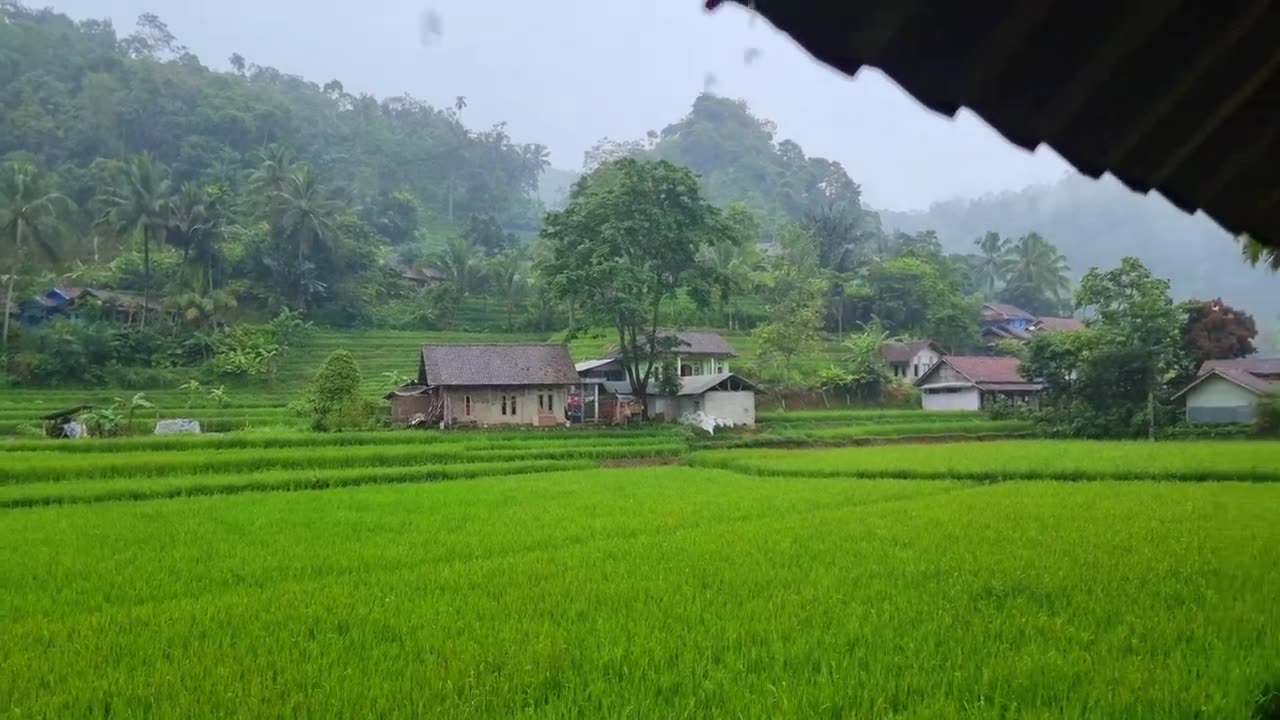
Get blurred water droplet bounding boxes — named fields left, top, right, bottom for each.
left=419, top=10, right=442, bottom=45
left=744, top=47, right=761, bottom=66
left=703, top=72, right=718, bottom=91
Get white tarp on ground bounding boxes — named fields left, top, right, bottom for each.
left=155, top=419, right=202, bottom=435
left=680, top=410, right=735, bottom=435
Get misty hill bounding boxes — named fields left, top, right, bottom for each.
left=879, top=174, right=1278, bottom=344
left=0, top=5, right=545, bottom=232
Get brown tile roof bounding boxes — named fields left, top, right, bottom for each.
left=607, top=330, right=737, bottom=358
left=1035, top=317, right=1085, bottom=332
left=982, top=303, right=1036, bottom=321
left=420, top=344, right=579, bottom=387
left=880, top=340, right=939, bottom=364
left=1174, top=367, right=1280, bottom=399
left=704, top=1, right=1280, bottom=250
left=1200, top=358, right=1280, bottom=377
left=940, top=356, right=1029, bottom=385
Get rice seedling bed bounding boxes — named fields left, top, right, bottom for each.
left=0, top=441, right=685, bottom=484
left=692, top=440, right=1280, bottom=481
left=2, top=469, right=1277, bottom=717
left=697, top=420, right=1035, bottom=448
left=0, top=460, right=596, bottom=508
left=0, top=426, right=681, bottom=454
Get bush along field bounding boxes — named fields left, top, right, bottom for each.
left=2, top=456, right=1280, bottom=718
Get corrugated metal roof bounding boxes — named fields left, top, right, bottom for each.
left=708, top=0, right=1280, bottom=249
left=676, top=373, right=761, bottom=396
left=575, top=358, right=618, bottom=373
left=1034, top=317, right=1086, bottom=332
left=420, top=344, right=579, bottom=387
left=607, top=330, right=737, bottom=358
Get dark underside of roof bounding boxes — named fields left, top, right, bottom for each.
left=713, top=0, right=1280, bottom=248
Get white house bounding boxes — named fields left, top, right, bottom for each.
left=1173, top=358, right=1280, bottom=423
left=915, top=356, right=1041, bottom=412
left=880, top=340, right=943, bottom=381
left=647, top=373, right=760, bottom=426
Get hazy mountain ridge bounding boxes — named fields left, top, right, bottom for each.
left=880, top=174, right=1277, bottom=346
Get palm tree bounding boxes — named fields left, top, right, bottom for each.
left=701, top=238, right=761, bottom=331
left=166, top=183, right=208, bottom=291
left=971, top=231, right=1008, bottom=297
left=1003, top=232, right=1071, bottom=307
left=248, top=143, right=295, bottom=219
left=486, top=249, right=527, bottom=330
left=98, top=152, right=172, bottom=327
left=0, top=163, right=74, bottom=348
left=1239, top=235, right=1279, bottom=271
left=169, top=183, right=228, bottom=294
left=272, top=165, right=338, bottom=310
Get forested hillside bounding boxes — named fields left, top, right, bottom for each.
left=879, top=175, right=1278, bottom=346
left=0, top=4, right=551, bottom=333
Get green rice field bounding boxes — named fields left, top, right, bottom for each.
left=2, top=435, right=1279, bottom=717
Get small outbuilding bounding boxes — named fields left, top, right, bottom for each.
left=915, top=356, right=1040, bottom=412
left=648, top=373, right=760, bottom=426
left=880, top=339, right=943, bottom=381
left=1173, top=358, right=1280, bottom=423
left=388, top=343, right=580, bottom=428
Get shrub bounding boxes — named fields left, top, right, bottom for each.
left=1258, top=395, right=1280, bottom=437
left=306, top=349, right=370, bottom=432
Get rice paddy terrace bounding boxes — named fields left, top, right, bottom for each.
left=1, top=430, right=1278, bottom=717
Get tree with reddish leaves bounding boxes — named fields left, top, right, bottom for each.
left=1181, top=298, right=1257, bottom=366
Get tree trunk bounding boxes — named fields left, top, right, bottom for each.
left=2, top=274, right=15, bottom=350
left=141, top=229, right=151, bottom=329
left=447, top=174, right=455, bottom=222
left=1147, top=387, right=1155, bottom=442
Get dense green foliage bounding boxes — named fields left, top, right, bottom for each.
left=2, top=456, right=1279, bottom=716
left=693, top=440, right=1280, bottom=481
left=0, top=3, right=554, bottom=367
left=1023, top=257, right=1187, bottom=438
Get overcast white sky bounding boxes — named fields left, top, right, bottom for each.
left=52, top=0, right=1074, bottom=210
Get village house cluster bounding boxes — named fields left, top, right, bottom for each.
left=387, top=331, right=760, bottom=429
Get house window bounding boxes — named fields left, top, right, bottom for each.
left=547, top=393, right=554, bottom=413
left=693, top=364, right=703, bottom=376
left=510, top=395, right=517, bottom=415
left=464, top=395, right=472, bottom=416
left=538, top=394, right=544, bottom=411
left=501, top=396, right=508, bottom=415
left=913, top=364, right=920, bottom=377
left=680, top=364, right=693, bottom=377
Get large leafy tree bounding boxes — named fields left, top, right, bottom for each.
left=857, top=254, right=980, bottom=352
left=97, top=151, right=172, bottom=327
left=700, top=201, right=761, bottom=330
left=1075, top=257, right=1184, bottom=439
left=1180, top=298, right=1257, bottom=367
left=540, top=158, right=730, bottom=417
left=754, top=224, right=825, bottom=381
left=0, top=162, right=74, bottom=348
